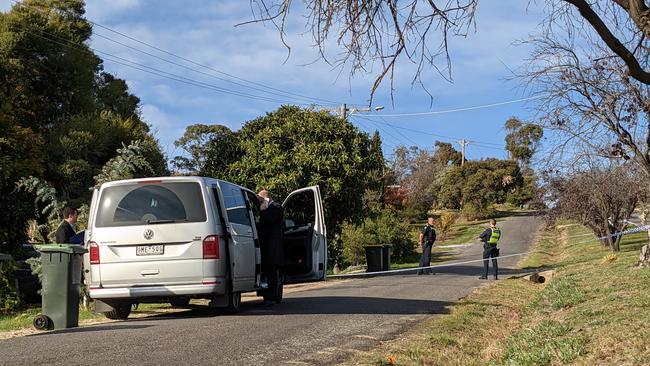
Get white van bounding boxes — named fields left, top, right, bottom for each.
left=83, top=177, right=327, bottom=319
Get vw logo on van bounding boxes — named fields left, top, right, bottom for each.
left=143, top=229, right=154, bottom=240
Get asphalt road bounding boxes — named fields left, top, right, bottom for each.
left=0, top=213, right=542, bottom=366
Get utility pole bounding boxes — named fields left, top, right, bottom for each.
left=325, top=104, right=383, bottom=118
left=458, top=139, right=469, bottom=166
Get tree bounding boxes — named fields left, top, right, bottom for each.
left=173, top=124, right=235, bottom=175
left=0, top=0, right=168, bottom=251
left=504, top=117, right=543, bottom=166
left=436, top=159, right=524, bottom=219
left=247, top=1, right=650, bottom=99
left=433, top=141, right=463, bottom=166
left=205, top=106, right=384, bottom=266
left=525, top=35, right=650, bottom=175
left=386, top=142, right=462, bottom=217
left=547, top=165, right=646, bottom=251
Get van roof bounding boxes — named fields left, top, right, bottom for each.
left=98, top=176, right=216, bottom=188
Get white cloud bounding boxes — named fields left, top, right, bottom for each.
left=85, top=0, right=141, bottom=22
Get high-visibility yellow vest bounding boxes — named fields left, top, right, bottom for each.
left=488, top=228, right=501, bottom=245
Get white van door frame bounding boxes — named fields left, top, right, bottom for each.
left=214, top=182, right=257, bottom=292
left=282, top=185, right=327, bottom=283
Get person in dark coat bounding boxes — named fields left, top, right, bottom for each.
left=258, top=190, right=284, bottom=306
left=417, top=216, right=436, bottom=275
left=55, top=207, right=78, bottom=244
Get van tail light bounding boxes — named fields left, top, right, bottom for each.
left=203, top=235, right=220, bottom=259
left=89, top=241, right=100, bottom=264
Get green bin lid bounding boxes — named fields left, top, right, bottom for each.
left=0, top=253, right=12, bottom=261
left=36, top=244, right=87, bottom=254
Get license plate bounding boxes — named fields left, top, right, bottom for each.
left=136, top=245, right=164, bottom=256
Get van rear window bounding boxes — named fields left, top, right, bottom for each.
left=95, top=182, right=207, bottom=227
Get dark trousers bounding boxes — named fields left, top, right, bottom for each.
left=262, top=265, right=282, bottom=302
left=482, top=245, right=499, bottom=278
left=418, top=242, right=433, bottom=274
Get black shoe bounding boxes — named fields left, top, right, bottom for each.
left=478, top=276, right=488, bottom=280
left=259, top=300, right=275, bottom=307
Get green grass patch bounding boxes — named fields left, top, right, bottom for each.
left=0, top=303, right=170, bottom=333
left=491, top=320, right=589, bottom=366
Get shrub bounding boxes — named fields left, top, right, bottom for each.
left=340, top=209, right=417, bottom=267
left=437, top=211, right=460, bottom=241
left=341, top=220, right=375, bottom=266
left=0, top=259, right=20, bottom=313
left=375, top=209, right=417, bottom=261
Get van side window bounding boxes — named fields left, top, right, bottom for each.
left=219, top=182, right=253, bottom=227
left=284, top=190, right=316, bottom=228
left=244, top=191, right=262, bottom=232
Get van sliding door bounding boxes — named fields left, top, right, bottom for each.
left=217, top=182, right=257, bottom=292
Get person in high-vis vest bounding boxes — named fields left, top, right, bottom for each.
left=478, top=219, right=501, bottom=280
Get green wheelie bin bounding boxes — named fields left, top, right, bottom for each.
left=33, top=244, right=87, bottom=330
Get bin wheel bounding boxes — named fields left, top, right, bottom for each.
left=33, top=314, right=51, bottom=330
left=105, top=304, right=132, bottom=320
left=223, top=291, right=241, bottom=314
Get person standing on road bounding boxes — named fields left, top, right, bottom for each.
left=258, top=190, right=285, bottom=306
left=417, top=217, right=436, bottom=275
left=55, top=207, right=78, bottom=244
left=479, top=219, right=501, bottom=280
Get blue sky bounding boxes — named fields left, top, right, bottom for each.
left=1, top=0, right=550, bottom=162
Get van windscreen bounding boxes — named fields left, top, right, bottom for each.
left=95, top=182, right=207, bottom=227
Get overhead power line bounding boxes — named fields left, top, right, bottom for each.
left=91, top=32, right=339, bottom=106
left=355, top=115, right=505, bottom=151
left=21, top=27, right=312, bottom=106
left=363, top=95, right=546, bottom=117
left=11, top=0, right=350, bottom=106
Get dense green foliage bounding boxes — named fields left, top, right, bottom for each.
left=0, top=259, right=20, bottom=313
left=0, top=0, right=168, bottom=255
left=436, top=159, right=524, bottom=219
left=198, top=106, right=385, bottom=265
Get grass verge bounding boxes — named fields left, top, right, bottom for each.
left=0, top=303, right=168, bottom=333
left=347, top=222, right=650, bottom=366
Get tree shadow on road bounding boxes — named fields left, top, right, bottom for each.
left=124, top=297, right=452, bottom=321
left=240, top=296, right=452, bottom=316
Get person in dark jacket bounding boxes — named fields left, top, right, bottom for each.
left=417, top=217, right=437, bottom=275
left=55, top=207, right=78, bottom=244
left=258, top=190, right=284, bottom=306
left=478, top=219, right=501, bottom=280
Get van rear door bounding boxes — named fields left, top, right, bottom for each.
left=282, top=186, right=327, bottom=283
left=91, top=180, right=210, bottom=287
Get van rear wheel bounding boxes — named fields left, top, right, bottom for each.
left=104, top=303, right=132, bottom=320
left=223, top=291, right=241, bottom=314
